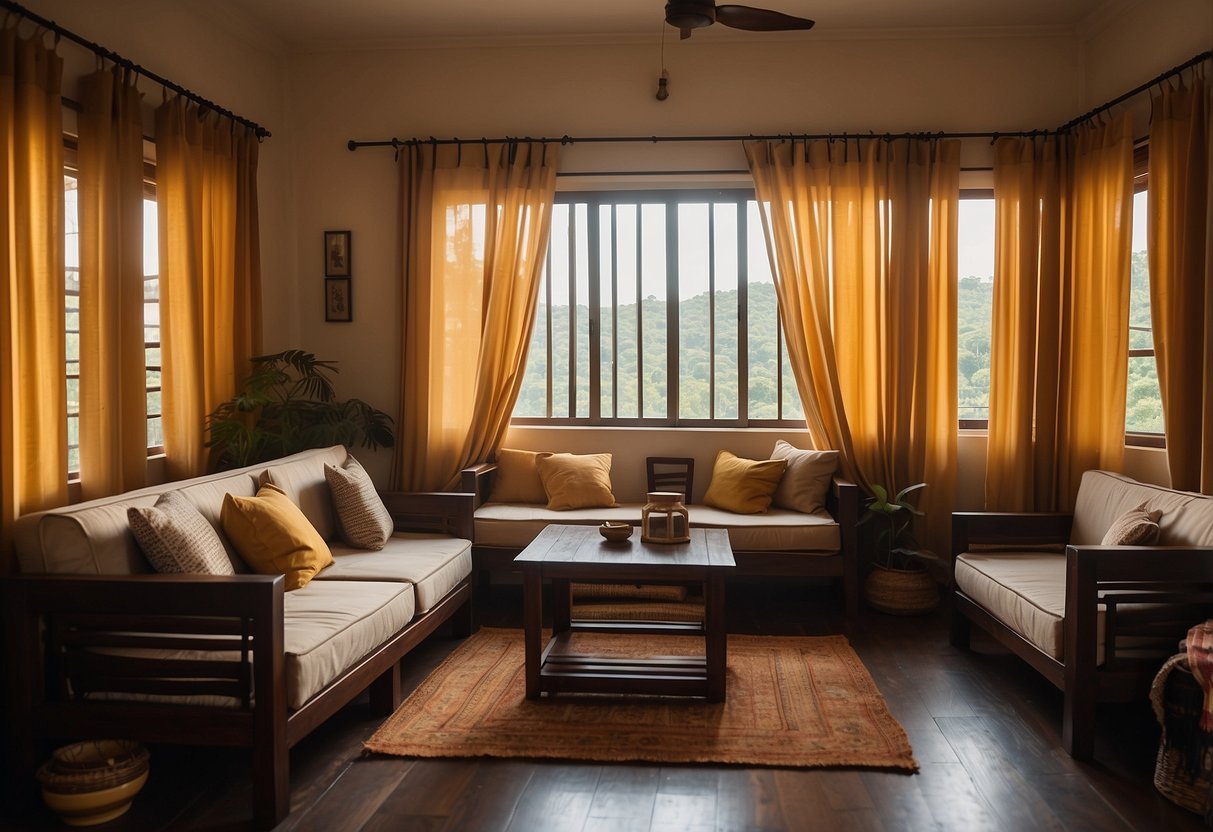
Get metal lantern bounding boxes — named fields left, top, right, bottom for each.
left=641, top=491, right=690, bottom=544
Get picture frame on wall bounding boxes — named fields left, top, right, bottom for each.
left=324, top=230, right=351, bottom=277
left=325, top=277, right=352, bottom=322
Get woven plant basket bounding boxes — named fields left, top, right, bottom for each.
left=863, top=564, right=938, bottom=615
left=1151, top=654, right=1213, bottom=815
left=37, top=740, right=149, bottom=795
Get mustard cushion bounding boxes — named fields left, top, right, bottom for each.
left=488, top=448, right=552, bottom=504
left=536, top=453, right=617, bottom=510
left=703, top=450, right=787, bottom=514
left=221, top=483, right=334, bottom=591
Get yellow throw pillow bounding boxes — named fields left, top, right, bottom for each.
left=487, top=448, right=552, bottom=504
left=221, top=483, right=333, bottom=591
left=536, top=452, right=617, bottom=510
left=702, top=450, right=787, bottom=514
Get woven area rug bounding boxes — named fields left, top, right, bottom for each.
left=365, top=628, right=917, bottom=771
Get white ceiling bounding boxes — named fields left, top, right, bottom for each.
left=214, top=0, right=1117, bottom=47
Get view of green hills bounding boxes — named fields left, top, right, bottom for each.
left=517, top=250, right=1162, bottom=433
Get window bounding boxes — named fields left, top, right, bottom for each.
left=513, top=190, right=803, bottom=426
left=957, top=195, right=994, bottom=427
left=64, top=156, right=162, bottom=478
left=1126, top=184, right=1163, bottom=440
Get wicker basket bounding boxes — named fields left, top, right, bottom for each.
left=1151, top=654, right=1213, bottom=815
left=863, top=564, right=938, bottom=615
left=36, top=740, right=149, bottom=795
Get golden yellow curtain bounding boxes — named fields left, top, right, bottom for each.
left=393, top=141, right=558, bottom=492
left=746, top=138, right=960, bottom=553
left=1056, top=115, right=1135, bottom=506
left=1148, top=73, right=1210, bottom=493
left=986, top=115, right=1134, bottom=510
left=0, top=29, right=66, bottom=572
left=985, top=136, right=1066, bottom=511
left=156, top=97, right=262, bottom=479
left=77, top=67, right=146, bottom=499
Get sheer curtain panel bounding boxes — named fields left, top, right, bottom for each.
left=78, top=67, right=147, bottom=498
left=1148, top=74, right=1210, bottom=493
left=746, top=137, right=960, bottom=554
left=156, top=97, right=262, bottom=478
left=985, top=136, right=1066, bottom=511
left=0, top=29, right=66, bottom=571
left=393, top=141, right=558, bottom=492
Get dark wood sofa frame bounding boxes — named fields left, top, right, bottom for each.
left=2, top=491, right=475, bottom=829
left=950, top=511, right=1213, bottom=759
left=461, top=457, right=860, bottom=619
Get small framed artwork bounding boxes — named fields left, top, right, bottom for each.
left=324, top=230, right=351, bottom=277
left=325, top=277, right=352, bottom=322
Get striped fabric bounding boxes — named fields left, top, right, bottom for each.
left=324, top=455, right=394, bottom=550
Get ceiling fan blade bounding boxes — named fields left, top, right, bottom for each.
left=715, top=5, right=815, bottom=31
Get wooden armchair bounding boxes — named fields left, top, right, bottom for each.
left=951, top=507, right=1213, bottom=759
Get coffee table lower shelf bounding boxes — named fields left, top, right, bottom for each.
left=537, top=624, right=712, bottom=698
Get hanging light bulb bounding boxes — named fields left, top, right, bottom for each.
left=656, top=70, right=669, bottom=101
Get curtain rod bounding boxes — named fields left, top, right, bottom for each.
left=1060, top=50, right=1210, bottom=133
left=348, top=49, right=1210, bottom=152
left=1, top=0, right=271, bottom=140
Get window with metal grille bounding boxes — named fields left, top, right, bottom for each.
left=64, top=154, right=162, bottom=479
left=512, top=189, right=804, bottom=426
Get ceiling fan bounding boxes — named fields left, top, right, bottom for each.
left=664, top=0, right=815, bottom=39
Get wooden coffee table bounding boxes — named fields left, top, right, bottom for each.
left=515, top=524, right=735, bottom=702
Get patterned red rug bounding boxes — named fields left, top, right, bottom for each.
left=365, top=628, right=917, bottom=771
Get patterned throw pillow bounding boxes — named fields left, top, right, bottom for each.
left=325, top=455, right=395, bottom=550
left=128, top=491, right=235, bottom=575
left=1100, top=503, right=1163, bottom=546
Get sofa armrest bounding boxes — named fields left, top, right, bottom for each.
left=951, top=512, right=1074, bottom=560
left=460, top=464, right=497, bottom=508
left=3, top=573, right=285, bottom=724
left=379, top=491, right=474, bottom=541
left=1065, top=545, right=1213, bottom=689
left=829, top=477, right=860, bottom=619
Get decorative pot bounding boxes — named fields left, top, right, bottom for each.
left=37, top=740, right=149, bottom=826
left=863, top=564, right=938, bottom=615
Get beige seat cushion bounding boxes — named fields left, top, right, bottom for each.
left=283, top=580, right=415, bottom=709
left=472, top=503, right=840, bottom=553
left=688, top=506, right=840, bottom=552
left=955, top=551, right=1127, bottom=664
left=474, top=504, right=644, bottom=549
left=320, top=534, right=472, bottom=613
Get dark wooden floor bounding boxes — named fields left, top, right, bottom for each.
left=5, top=581, right=1206, bottom=832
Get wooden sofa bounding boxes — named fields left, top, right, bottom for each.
left=462, top=455, right=860, bottom=619
left=2, top=446, right=475, bottom=829
left=950, top=469, right=1213, bottom=759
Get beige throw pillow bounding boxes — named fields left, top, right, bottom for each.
left=325, top=455, right=394, bottom=550
left=1100, top=503, right=1163, bottom=546
left=536, top=453, right=617, bottom=510
left=128, top=491, right=235, bottom=575
left=702, top=451, right=787, bottom=514
left=487, top=448, right=552, bottom=504
left=770, top=440, right=838, bottom=514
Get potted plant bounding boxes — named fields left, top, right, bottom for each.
left=858, top=482, right=939, bottom=615
left=206, top=350, right=394, bottom=471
